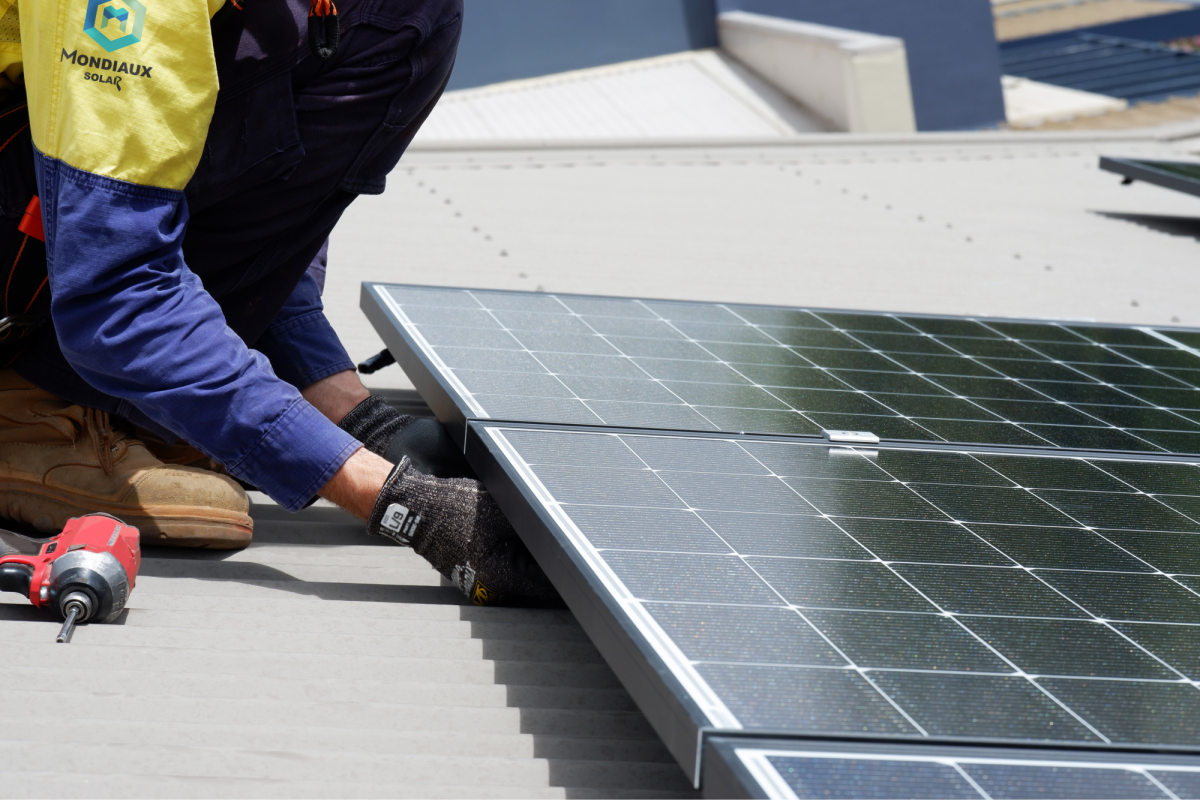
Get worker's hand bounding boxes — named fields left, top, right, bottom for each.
left=447, top=509, right=559, bottom=608
left=368, top=459, right=560, bottom=606
left=337, top=392, right=474, bottom=479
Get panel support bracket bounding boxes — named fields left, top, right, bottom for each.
left=822, top=429, right=880, bottom=444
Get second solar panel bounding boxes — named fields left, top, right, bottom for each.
left=366, top=284, right=1200, bottom=456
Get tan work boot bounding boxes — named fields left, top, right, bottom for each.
left=137, top=428, right=227, bottom=473
left=0, top=371, right=253, bottom=548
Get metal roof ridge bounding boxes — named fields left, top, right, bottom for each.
left=407, top=127, right=1166, bottom=153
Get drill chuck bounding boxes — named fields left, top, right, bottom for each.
left=48, top=550, right=130, bottom=625
left=56, top=590, right=95, bottom=643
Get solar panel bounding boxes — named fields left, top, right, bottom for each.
left=362, top=283, right=1200, bottom=793
left=472, top=423, right=1200, bottom=781
left=1101, top=156, right=1200, bottom=199
left=703, top=738, right=1200, bottom=800
left=363, top=284, right=1200, bottom=457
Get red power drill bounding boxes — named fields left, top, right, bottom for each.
left=0, top=514, right=140, bottom=643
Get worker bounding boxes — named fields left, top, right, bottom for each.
left=0, top=0, right=557, bottom=605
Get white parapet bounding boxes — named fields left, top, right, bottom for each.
left=717, top=10, right=917, bottom=133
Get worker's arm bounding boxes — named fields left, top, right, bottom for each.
left=255, top=270, right=359, bottom=393
left=19, top=0, right=360, bottom=510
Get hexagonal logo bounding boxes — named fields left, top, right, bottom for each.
left=83, top=0, right=145, bottom=53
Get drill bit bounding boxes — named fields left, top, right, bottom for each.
left=55, top=592, right=92, bottom=644
left=56, top=605, right=79, bottom=643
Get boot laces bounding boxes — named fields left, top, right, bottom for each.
left=84, top=407, right=126, bottom=476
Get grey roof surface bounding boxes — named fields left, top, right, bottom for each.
left=8, top=120, right=1200, bottom=798
left=414, top=50, right=827, bottom=142
left=1, top=489, right=696, bottom=798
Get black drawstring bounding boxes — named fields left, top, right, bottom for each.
left=307, top=0, right=339, bottom=60
left=224, top=0, right=339, bottom=61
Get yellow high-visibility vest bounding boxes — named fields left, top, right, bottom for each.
left=7, top=0, right=225, bottom=190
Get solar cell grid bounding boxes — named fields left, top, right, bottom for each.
left=375, top=286, right=1200, bottom=456
left=714, top=741, right=1200, bottom=800
left=488, top=425, right=1200, bottom=748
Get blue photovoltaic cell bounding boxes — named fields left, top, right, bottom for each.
left=488, top=426, right=1200, bottom=747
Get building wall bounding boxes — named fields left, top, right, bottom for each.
left=447, top=0, right=719, bottom=91
left=717, top=0, right=1006, bottom=131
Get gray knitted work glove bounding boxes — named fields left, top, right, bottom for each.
left=338, top=395, right=473, bottom=479
left=337, top=395, right=413, bottom=456
left=367, top=459, right=560, bottom=606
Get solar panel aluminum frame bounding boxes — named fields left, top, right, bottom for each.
left=1100, top=156, right=1200, bottom=199
left=702, top=737, right=1200, bottom=800
left=703, top=737, right=779, bottom=800
left=361, top=283, right=474, bottom=449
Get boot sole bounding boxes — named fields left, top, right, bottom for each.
left=0, top=484, right=254, bottom=549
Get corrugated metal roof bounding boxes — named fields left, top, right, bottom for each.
left=414, top=50, right=830, bottom=142
left=1, top=496, right=697, bottom=798
left=10, top=109, right=1200, bottom=797
left=1002, top=33, right=1200, bottom=101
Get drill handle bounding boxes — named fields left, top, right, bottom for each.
left=0, top=560, right=34, bottom=598
left=0, top=553, right=50, bottom=607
